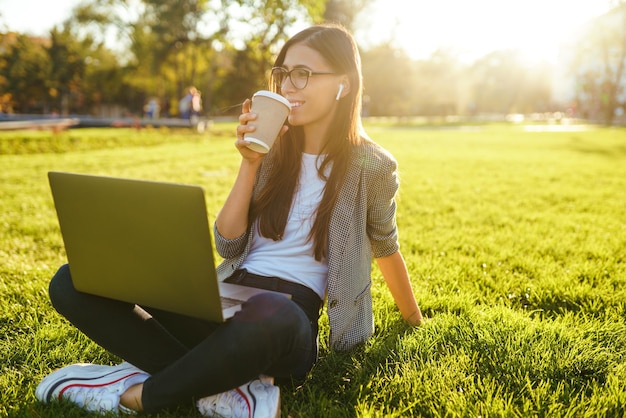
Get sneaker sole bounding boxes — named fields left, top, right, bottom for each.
left=36, top=363, right=143, bottom=404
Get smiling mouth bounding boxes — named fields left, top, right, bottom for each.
left=289, top=101, right=303, bottom=109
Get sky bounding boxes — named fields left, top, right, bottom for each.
left=0, top=0, right=80, bottom=35
left=357, top=0, right=613, bottom=63
left=0, top=0, right=614, bottom=64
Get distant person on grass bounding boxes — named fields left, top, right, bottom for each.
left=36, top=23, right=424, bottom=417
left=179, top=86, right=197, bottom=120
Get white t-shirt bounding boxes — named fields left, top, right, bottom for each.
left=241, top=153, right=329, bottom=299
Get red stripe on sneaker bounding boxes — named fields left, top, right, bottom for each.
left=57, top=372, right=142, bottom=400
left=235, top=387, right=253, bottom=418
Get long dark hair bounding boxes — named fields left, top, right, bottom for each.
left=249, top=23, right=363, bottom=261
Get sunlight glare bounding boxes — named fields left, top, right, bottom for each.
left=359, top=0, right=612, bottom=64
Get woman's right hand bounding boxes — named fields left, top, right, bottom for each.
left=235, top=98, right=288, bottom=163
left=235, top=99, right=265, bottom=163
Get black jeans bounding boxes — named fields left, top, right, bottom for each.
left=48, top=264, right=322, bottom=413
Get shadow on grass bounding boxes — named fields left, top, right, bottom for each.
left=567, top=135, right=626, bottom=159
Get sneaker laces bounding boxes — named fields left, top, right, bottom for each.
left=62, top=384, right=121, bottom=413
left=60, top=369, right=148, bottom=414
left=196, top=387, right=252, bottom=418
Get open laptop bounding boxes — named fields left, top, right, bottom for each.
left=48, top=171, right=288, bottom=322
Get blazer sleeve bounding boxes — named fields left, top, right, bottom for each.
left=365, top=148, right=400, bottom=258
left=214, top=224, right=248, bottom=259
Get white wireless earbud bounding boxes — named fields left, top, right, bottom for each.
left=336, top=84, right=344, bottom=101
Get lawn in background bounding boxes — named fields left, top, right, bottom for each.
left=1, top=123, right=625, bottom=417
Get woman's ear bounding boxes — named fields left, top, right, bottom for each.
left=335, top=84, right=344, bottom=101
left=336, top=78, right=351, bottom=100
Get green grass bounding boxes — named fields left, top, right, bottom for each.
left=1, top=123, right=625, bottom=417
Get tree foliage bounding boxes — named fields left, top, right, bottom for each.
left=470, top=50, right=552, bottom=115
left=1, top=0, right=621, bottom=123
left=214, top=0, right=324, bottom=114
left=361, top=45, right=416, bottom=116
left=412, top=49, right=465, bottom=116
left=570, top=1, right=626, bottom=124
left=0, top=34, right=51, bottom=113
left=47, top=28, right=88, bottom=114
left=57, top=0, right=325, bottom=116
left=323, top=0, right=372, bottom=31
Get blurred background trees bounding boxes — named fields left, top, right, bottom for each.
left=0, top=0, right=624, bottom=124
left=568, top=0, right=626, bottom=125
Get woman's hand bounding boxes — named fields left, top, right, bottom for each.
left=235, top=99, right=288, bottom=163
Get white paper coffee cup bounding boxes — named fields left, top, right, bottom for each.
left=244, top=90, right=291, bottom=153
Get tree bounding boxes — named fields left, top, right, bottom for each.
left=226, top=0, right=324, bottom=78
left=214, top=0, right=325, bottom=113
left=66, top=0, right=322, bottom=115
left=69, top=0, right=225, bottom=114
left=46, top=10, right=130, bottom=116
left=570, top=1, right=626, bottom=125
left=469, top=50, right=552, bottom=116
left=323, top=0, right=374, bottom=31
left=1, top=0, right=376, bottom=116
left=412, top=49, right=465, bottom=117
left=81, top=44, right=129, bottom=116
left=0, top=34, right=51, bottom=113
left=213, top=47, right=265, bottom=114
left=361, top=44, right=417, bottom=116
left=47, top=28, right=87, bottom=114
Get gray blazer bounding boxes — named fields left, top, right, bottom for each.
left=215, top=139, right=400, bottom=351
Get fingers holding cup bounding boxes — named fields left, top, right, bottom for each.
left=243, top=91, right=291, bottom=154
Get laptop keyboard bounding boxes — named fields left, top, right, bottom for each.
left=220, top=296, right=245, bottom=309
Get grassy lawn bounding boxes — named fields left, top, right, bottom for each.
left=1, top=122, right=625, bottom=417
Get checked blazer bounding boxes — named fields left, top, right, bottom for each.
left=215, top=138, right=400, bottom=351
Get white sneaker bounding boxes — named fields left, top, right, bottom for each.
left=36, top=362, right=149, bottom=415
left=196, top=378, right=280, bottom=418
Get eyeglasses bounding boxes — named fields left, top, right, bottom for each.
left=270, top=67, right=336, bottom=90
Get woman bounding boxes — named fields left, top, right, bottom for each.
left=36, top=23, right=423, bottom=417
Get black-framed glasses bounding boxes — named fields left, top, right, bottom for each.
left=270, top=67, right=336, bottom=90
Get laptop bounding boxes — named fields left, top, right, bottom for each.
left=48, top=171, right=288, bottom=322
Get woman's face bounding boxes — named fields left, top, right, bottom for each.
left=279, top=43, right=343, bottom=132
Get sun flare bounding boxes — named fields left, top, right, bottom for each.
left=360, top=0, right=611, bottom=65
